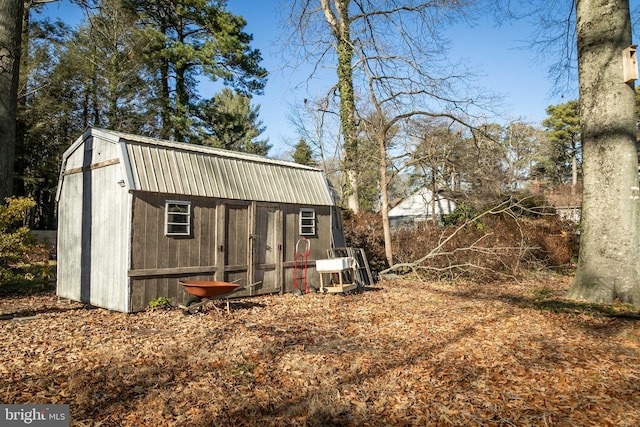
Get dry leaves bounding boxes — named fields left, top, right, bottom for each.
left=1, top=273, right=640, bottom=426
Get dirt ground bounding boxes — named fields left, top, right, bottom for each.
left=1, top=273, right=639, bottom=426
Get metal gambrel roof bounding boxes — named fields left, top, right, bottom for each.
left=70, top=128, right=335, bottom=206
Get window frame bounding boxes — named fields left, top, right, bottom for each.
left=165, top=200, right=192, bottom=237
left=299, top=208, right=316, bottom=236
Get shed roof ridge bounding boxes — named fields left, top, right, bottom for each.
left=89, top=127, right=321, bottom=172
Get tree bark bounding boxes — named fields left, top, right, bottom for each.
left=378, top=132, right=393, bottom=266
left=159, top=55, right=171, bottom=140
left=571, top=138, right=579, bottom=188
left=0, top=0, right=24, bottom=200
left=567, top=0, right=640, bottom=303
left=14, top=1, right=31, bottom=198
left=320, top=0, right=360, bottom=213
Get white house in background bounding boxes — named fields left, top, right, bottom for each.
left=388, top=188, right=456, bottom=228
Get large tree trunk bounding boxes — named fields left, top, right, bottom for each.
left=158, top=23, right=172, bottom=141
left=567, top=0, right=640, bottom=303
left=336, top=29, right=359, bottom=213
left=0, top=0, right=24, bottom=200
left=175, top=65, right=187, bottom=141
left=320, top=0, right=360, bottom=213
left=14, top=1, right=31, bottom=199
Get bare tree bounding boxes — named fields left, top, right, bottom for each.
left=356, top=49, right=493, bottom=266
left=284, top=0, right=487, bottom=214
left=285, top=0, right=499, bottom=265
left=407, top=120, right=466, bottom=192
left=288, top=96, right=336, bottom=174
left=287, top=95, right=346, bottom=198
left=501, top=121, right=544, bottom=191
left=502, top=1, right=640, bottom=302
left=318, top=0, right=360, bottom=213
left=405, top=119, right=464, bottom=223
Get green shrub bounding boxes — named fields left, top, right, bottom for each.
left=441, top=203, right=476, bottom=227
left=148, top=296, right=173, bottom=309
left=0, top=197, right=37, bottom=282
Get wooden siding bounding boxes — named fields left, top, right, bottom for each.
left=129, top=193, right=219, bottom=274
left=126, top=196, right=335, bottom=310
left=57, top=129, right=344, bottom=312
left=57, top=135, right=130, bottom=312
left=224, top=204, right=249, bottom=269
left=57, top=172, right=83, bottom=302
left=221, top=203, right=250, bottom=288
left=87, top=164, right=130, bottom=310
left=252, top=206, right=281, bottom=295
left=61, top=134, right=121, bottom=171
left=128, top=193, right=222, bottom=311
left=282, top=205, right=333, bottom=293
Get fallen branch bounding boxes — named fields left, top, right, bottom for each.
left=381, top=197, right=547, bottom=280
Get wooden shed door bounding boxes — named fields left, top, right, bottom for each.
left=252, top=206, right=281, bottom=295
left=223, top=204, right=250, bottom=284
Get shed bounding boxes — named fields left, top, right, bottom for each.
left=56, top=127, right=345, bottom=312
left=388, top=188, right=456, bottom=228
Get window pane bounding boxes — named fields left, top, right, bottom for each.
left=167, top=224, right=189, bottom=234
left=168, top=213, right=189, bottom=224
left=166, top=201, right=191, bottom=236
left=299, top=208, right=316, bottom=236
left=169, top=205, right=189, bottom=214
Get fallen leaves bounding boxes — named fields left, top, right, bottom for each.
left=1, top=273, right=640, bottom=426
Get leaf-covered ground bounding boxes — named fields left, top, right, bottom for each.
left=1, top=274, right=640, bottom=426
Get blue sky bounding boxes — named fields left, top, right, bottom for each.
left=224, top=2, right=574, bottom=155
left=38, top=1, right=589, bottom=156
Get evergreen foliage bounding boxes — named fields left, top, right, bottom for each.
left=198, top=88, right=270, bottom=155
left=122, top=0, right=267, bottom=141
left=441, top=203, right=476, bottom=227
left=16, top=0, right=267, bottom=227
left=292, top=139, right=318, bottom=166
left=540, top=100, right=581, bottom=185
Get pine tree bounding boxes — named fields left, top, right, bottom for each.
left=199, top=88, right=270, bottom=155
left=124, top=0, right=267, bottom=142
left=292, top=139, right=319, bottom=166
left=542, top=100, right=581, bottom=187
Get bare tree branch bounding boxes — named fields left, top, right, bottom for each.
left=380, top=197, right=551, bottom=279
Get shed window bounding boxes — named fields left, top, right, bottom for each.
left=165, top=201, right=191, bottom=236
left=299, top=208, right=316, bottom=236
